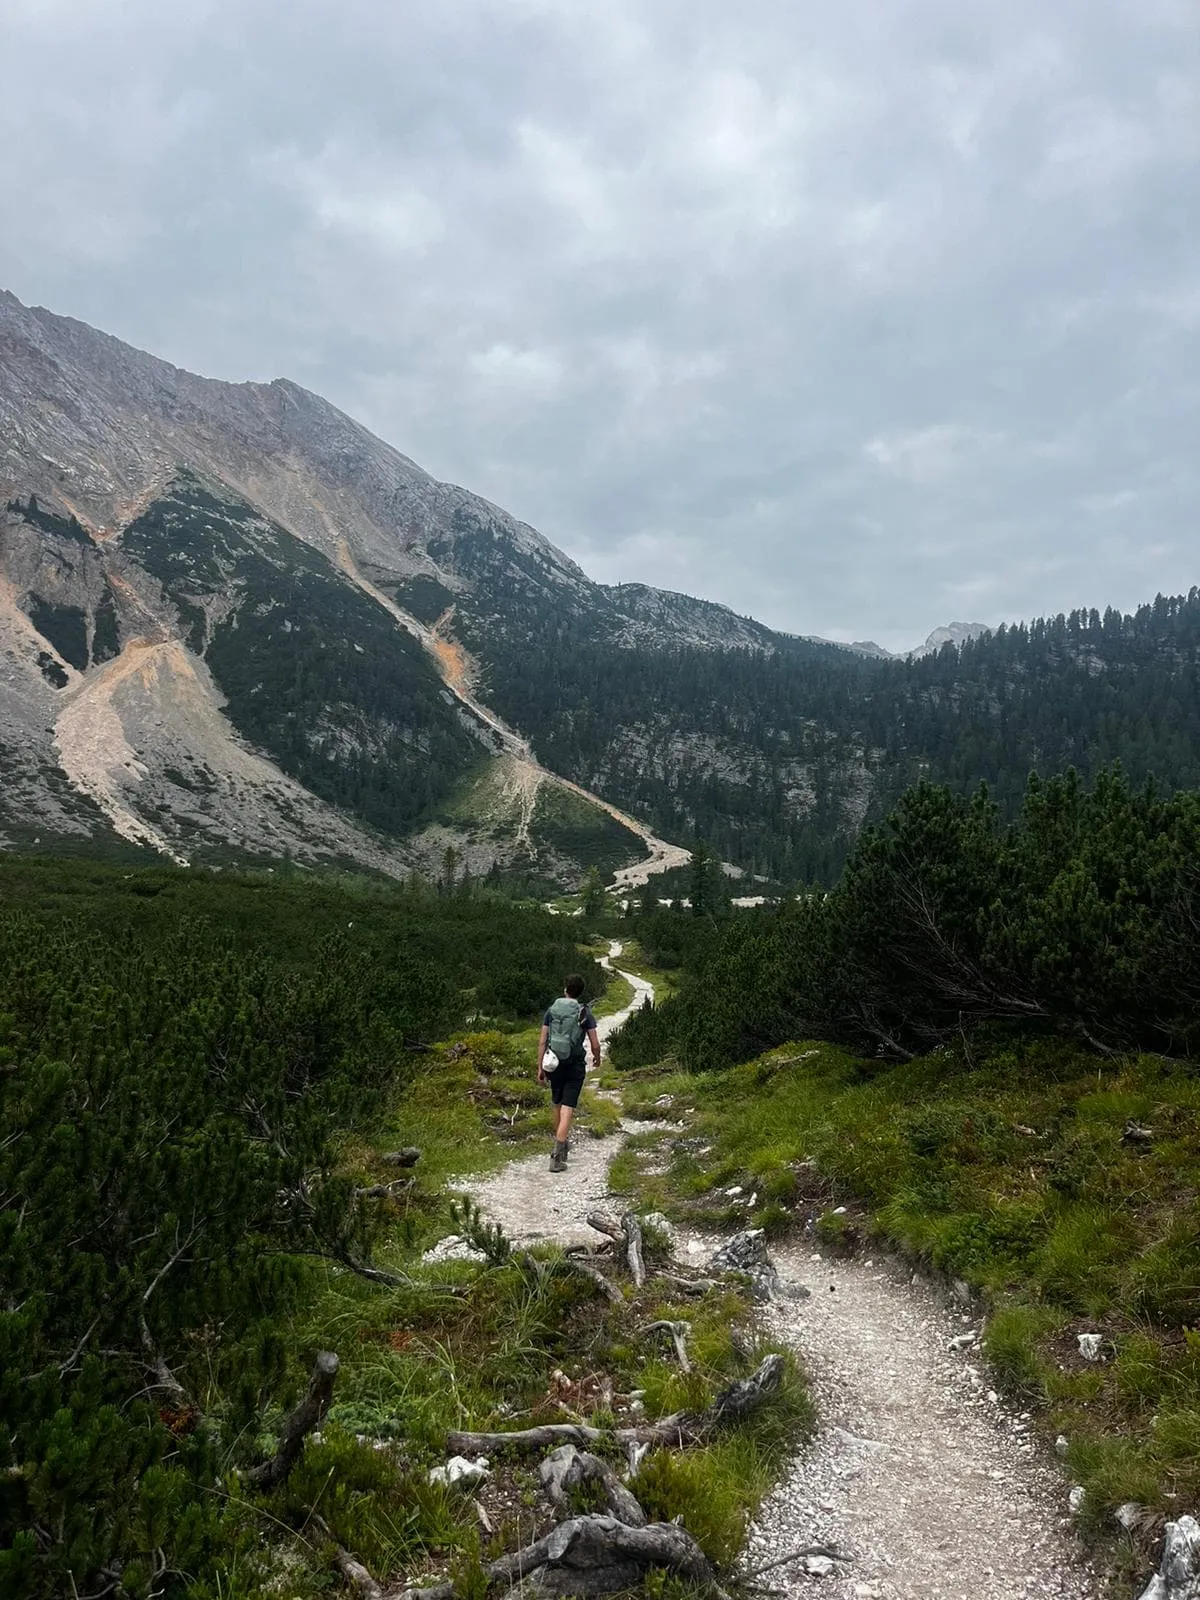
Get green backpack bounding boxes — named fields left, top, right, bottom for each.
left=546, top=997, right=587, bottom=1069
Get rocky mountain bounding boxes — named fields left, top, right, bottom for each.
left=0, top=290, right=706, bottom=881
left=2, top=290, right=1198, bottom=887
left=805, top=623, right=992, bottom=660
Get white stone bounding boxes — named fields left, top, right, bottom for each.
left=804, top=1554, right=836, bottom=1577
left=429, top=1455, right=490, bottom=1487
left=1069, top=1486, right=1086, bottom=1514
left=422, top=1234, right=488, bottom=1264
left=1077, top=1332, right=1105, bottom=1361
left=640, top=1211, right=675, bottom=1243
left=1055, top=1434, right=1070, bottom=1457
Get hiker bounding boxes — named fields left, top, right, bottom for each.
left=537, top=973, right=601, bottom=1172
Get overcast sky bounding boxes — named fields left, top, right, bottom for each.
left=3, top=0, right=1198, bottom=649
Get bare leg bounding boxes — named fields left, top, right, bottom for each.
left=556, top=1104, right=575, bottom=1142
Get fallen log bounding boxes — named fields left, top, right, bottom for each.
left=245, top=1351, right=339, bottom=1489
left=538, top=1444, right=646, bottom=1527
left=447, top=1353, right=783, bottom=1456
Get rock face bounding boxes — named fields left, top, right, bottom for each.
left=0, top=294, right=689, bottom=877
left=909, top=621, right=992, bottom=658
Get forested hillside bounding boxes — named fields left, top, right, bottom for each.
left=465, top=591, right=1200, bottom=883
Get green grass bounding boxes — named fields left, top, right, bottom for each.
left=610, top=1034, right=1200, bottom=1569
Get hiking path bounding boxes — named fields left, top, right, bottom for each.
left=455, top=942, right=1103, bottom=1600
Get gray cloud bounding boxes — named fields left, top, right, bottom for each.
left=2, top=0, right=1197, bottom=648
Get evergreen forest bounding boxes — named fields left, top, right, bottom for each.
left=459, top=581, right=1200, bottom=882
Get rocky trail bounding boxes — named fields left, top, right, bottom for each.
left=450, top=945, right=1118, bottom=1599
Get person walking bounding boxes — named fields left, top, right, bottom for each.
left=537, top=974, right=601, bottom=1172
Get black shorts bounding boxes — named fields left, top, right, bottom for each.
left=550, top=1061, right=586, bottom=1108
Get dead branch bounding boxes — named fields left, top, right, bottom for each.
left=567, top=1259, right=624, bottom=1304
left=138, top=1227, right=199, bottom=1400
left=620, top=1212, right=645, bottom=1289
left=447, top=1353, right=783, bottom=1456
left=742, top=1544, right=850, bottom=1579
left=291, top=1247, right=425, bottom=1291
left=380, top=1148, right=422, bottom=1168
left=539, top=1444, right=647, bottom=1527
left=640, top=1320, right=691, bottom=1372
left=312, top=1516, right=385, bottom=1600
left=245, top=1351, right=339, bottom=1490
left=585, top=1212, right=626, bottom=1244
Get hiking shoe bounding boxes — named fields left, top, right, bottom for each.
left=549, top=1141, right=568, bottom=1173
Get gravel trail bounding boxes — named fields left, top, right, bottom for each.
left=460, top=943, right=657, bottom=1250
left=739, top=1241, right=1100, bottom=1600
left=459, top=951, right=1102, bottom=1600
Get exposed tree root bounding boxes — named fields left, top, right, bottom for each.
left=538, top=1444, right=647, bottom=1526
left=641, top=1319, right=692, bottom=1372
left=446, top=1353, right=784, bottom=1455
left=620, top=1211, right=646, bottom=1288
left=566, top=1258, right=624, bottom=1303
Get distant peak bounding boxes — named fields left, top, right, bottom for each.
left=910, top=621, right=991, bottom=658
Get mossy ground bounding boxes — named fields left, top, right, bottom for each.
left=607, top=1035, right=1200, bottom=1583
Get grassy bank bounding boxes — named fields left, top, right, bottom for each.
left=612, top=1034, right=1200, bottom=1580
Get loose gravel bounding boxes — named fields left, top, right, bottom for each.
left=736, top=1240, right=1101, bottom=1600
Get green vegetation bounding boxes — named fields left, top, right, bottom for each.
left=122, top=474, right=481, bottom=838
left=26, top=598, right=89, bottom=672
left=0, top=857, right=802, bottom=1597
left=609, top=1038, right=1200, bottom=1565
left=454, top=562, right=1200, bottom=880
left=606, top=762, right=1200, bottom=1577
left=614, top=766, right=1200, bottom=1069
left=0, top=857, right=606, bottom=1597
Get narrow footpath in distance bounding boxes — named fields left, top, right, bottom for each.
left=458, top=944, right=1103, bottom=1600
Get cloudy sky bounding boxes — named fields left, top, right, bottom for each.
left=2, top=0, right=1198, bottom=649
